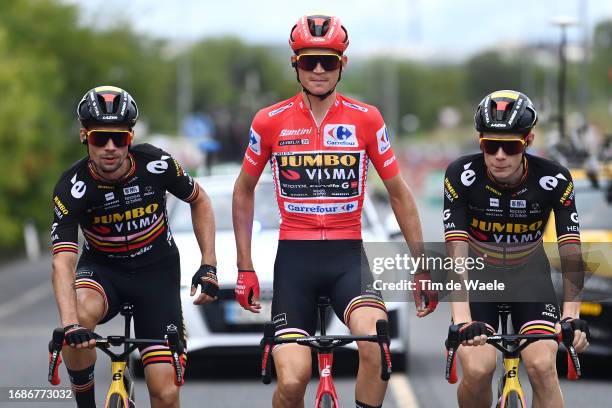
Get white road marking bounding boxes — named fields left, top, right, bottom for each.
left=0, top=282, right=53, bottom=320
left=389, top=373, right=420, bottom=408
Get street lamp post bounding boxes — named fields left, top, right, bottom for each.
left=550, top=16, right=577, bottom=142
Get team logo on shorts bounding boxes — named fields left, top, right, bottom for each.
left=323, top=124, right=357, bottom=147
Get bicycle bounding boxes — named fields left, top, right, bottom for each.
left=445, top=303, right=581, bottom=408
left=48, top=303, right=184, bottom=408
left=260, top=296, right=393, bottom=408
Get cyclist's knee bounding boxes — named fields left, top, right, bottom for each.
left=459, top=348, right=496, bottom=382
left=149, top=385, right=179, bottom=407
left=523, top=354, right=557, bottom=381
left=357, top=340, right=381, bottom=368
left=75, top=289, right=105, bottom=328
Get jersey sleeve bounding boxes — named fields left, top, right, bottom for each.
left=163, top=154, right=200, bottom=203
left=552, top=168, right=581, bottom=247
left=364, top=109, right=400, bottom=180
left=443, top=159, right=470, bottom=242
left=51, top=177, right=85, bottom=255
left=241, top=110, right=273, bottom=177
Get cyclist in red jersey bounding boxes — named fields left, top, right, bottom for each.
left=233, top=15, right=437, bottom=408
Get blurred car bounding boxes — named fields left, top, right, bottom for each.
left=543, top=169, right=612, bottom=360
left=168, top=174, right=410, bottom=367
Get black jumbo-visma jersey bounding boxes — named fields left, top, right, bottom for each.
left=51, top=143, right=200, bottom=269
left=443, top=153, right=581, bottom=267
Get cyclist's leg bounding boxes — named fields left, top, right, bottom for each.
left=271, top=240, right=319, bottom=408
left=330, top=240, right=387, bottom=408
left=456, top=302, right=498, bottom=408
left=63, top=261, right=120, bottom=407
left=513, top=302, right=561, bottom=408
left=130, top=255, right=184, bottom=408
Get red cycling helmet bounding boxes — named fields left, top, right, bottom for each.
left=289, top=15, right=349, bottom=53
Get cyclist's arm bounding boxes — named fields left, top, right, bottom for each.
left=233, top=169, right=260, bottom=270
left=442, top=159, right=472, bottom=323
left=161, top=150, right=217, bottom=266
left=189, top=185, right=217, bottom=266
left=552, top=168, right=584, bottom=318
left=447, top=241, right=471, bottom=323
left=51, top=252, right=79, bottom=326
left=382, top=174, right=426, bottom=262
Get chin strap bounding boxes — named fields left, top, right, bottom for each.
left=294, top=68, right=342, bottom=101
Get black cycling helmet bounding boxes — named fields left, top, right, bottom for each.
left=474, top=90, right=537, bottom=135
left=77, top=86, right=139, bottom=129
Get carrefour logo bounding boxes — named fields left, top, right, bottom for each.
left=284, top=201, right=358, bottom=214
left=248, top=127, right=261, bottom=155
left=376, top=125, right=391, bottom=153
left=323, top=124, right=357, bottom=147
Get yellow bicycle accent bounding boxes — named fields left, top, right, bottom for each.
left=104, top=361, right=130, bottom=408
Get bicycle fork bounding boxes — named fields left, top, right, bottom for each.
left=315, top=352, right=339, bottom=408
left=498, top=355, right=526, bottom=408
left=104, top=361, right=131, bottom=408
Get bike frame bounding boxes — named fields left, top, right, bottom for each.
left=48, top=303, right=184, bottom=408
left=445, top=305, right=581, bottom=408
left=261, top=297, right=392, bottom=407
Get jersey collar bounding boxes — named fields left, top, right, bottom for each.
left=88, top=153, right=136, bottom=184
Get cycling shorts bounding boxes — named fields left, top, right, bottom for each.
left=75, top=254, right=187, bottom=368
left=271, top=240, right=386, bottom=339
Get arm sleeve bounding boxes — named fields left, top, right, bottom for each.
left=241, top=110, right=272, bottom=178
left=364, top=108, right=400, bottom=180
left=163, top=154, right=200, bottom=203
left=443, top=160, right=470, bottom=242
left=51, top=180, right=83, bottom=255
left=552, top=168, right=581, bottom=247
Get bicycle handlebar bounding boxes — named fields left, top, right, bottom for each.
left=47, top=326, right=185, bottom=387
left=260, top=319, right=392, bottom=383
left=444, top=321, right=581, bottom=384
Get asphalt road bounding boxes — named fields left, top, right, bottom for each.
left=0, top=249, right=610, bottom=407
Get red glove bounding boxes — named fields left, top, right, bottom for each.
left=235, top=269, right=260, bottom=310
left=413, top=271, right=438, bottom=317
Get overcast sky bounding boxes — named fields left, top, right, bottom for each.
left=63, top=0, right=612, bottom=60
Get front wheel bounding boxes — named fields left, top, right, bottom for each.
left=318, top=393, right=335, bottom=408
left=106, top=393, right=126, bottom=408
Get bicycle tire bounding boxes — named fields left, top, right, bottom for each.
left=107, top=393, right=126, bottom=408
left=503, top=391, right=523, bottom=408
left=318, top=393, right=335, bottom=408
left=495, top=373, right=506, bottom=407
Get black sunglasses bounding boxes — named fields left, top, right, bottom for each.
left=480, top=137, right=526, bottom=155
left=86, top=130, right=132, bottom=147
left=295, top=54, right=342, bottom=71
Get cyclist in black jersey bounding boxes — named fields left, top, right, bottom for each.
left=444, top=90, right=589, bottom=408
left=51, top=86, right=218, bottom=408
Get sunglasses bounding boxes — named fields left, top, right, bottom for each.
left=86, top=129, right=133, bottom=147
left=480, top=137, right=526, bottom=155
left=295, top=53, right=342, bottom=71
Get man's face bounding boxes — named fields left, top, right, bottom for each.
left=81, top=124, right=131, bottom=176
left=292, top=47, right=347, bottom=95
left=481, top=132, right=532, bottom=180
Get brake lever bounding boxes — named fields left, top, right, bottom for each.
left=445, top=325, right=460, bottom=384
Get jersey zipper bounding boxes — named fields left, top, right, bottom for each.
left=308, top=108, right=331, bottom=240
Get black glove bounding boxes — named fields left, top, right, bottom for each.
left=562, top=317, right=590, bottom=341
left=63, top=324, right=95, bottom=347
left=457, top=321, right=492, bottom=342
left=191, top=264, right=219, bottom=298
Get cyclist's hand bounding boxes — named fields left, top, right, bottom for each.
left=190, top=264, right=218, bottom=305
left=413, top=271, right=438, bottom=317
left=558, top=317, right=590, bottom=353
left=235, top=269, right=261, bottom=313
left=64, top=324, right=96, bottom=349
left=457, top=321, right=490, bottom=346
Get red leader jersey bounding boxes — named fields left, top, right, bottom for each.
left=241, top=92, right=400, bottom=240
